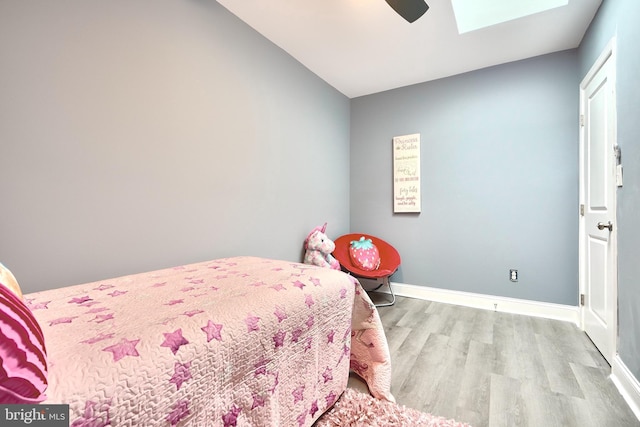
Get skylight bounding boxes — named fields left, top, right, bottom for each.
left=451, top=0, right=569, bottom=34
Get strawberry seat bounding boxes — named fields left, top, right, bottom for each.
left=332, top=234, right=401, bottom=307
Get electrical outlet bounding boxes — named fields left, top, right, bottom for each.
left=509, top=269, right=518, bottom=282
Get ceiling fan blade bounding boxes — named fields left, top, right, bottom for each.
left=385, top=0, right=429, bottom=23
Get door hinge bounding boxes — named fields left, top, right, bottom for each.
left=580, top=294, right=585, bottom=306
left=580, top=114, right=585, bottom=127
left=580, top=204, right=585, bottom=216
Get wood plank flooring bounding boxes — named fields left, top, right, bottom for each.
left=369, top=295, right=639, bottom=427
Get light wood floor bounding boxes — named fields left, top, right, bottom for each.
left=370, top=295, right=639, bottom=427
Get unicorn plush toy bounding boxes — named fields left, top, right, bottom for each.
left=303, top=223, right=341, bottom=270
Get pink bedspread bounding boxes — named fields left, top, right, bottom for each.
left=25, top=257, right=392, bottom=426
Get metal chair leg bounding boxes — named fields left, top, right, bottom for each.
left=343, top=271, right=397, bottom=307
left=373, top=277, right=396, bottom=307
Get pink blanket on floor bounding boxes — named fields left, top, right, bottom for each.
left=26, top=257, right=392, bottom=426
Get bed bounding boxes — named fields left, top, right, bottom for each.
left=8, top=256, right=392, bottom=426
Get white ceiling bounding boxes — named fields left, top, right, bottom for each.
left=216, top=0, right=602, bottom=99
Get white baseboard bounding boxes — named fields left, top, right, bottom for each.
left=360, top=280, right=579, bottom=324
left=611, top=355, right=640, bottom=422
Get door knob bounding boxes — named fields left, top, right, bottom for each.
left=597, top=221, right=613, bottom=231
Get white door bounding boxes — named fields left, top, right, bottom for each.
left=579, top=39, right=617, bottom=365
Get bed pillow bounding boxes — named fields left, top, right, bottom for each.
left=0, top=283, right=48, bottom=403
left=0, top=262, right=23, bottom=300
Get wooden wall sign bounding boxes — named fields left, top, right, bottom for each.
left=393, top=133, right=421, bottom=213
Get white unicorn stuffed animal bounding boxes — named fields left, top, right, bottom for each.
left=303, top=223, right=341, bottom=270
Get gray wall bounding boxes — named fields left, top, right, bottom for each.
left=0, top=0, right=350, bottom=292
left=579, top=0, right=640, bottom=386
left=350, top=51, right=579, bottom=305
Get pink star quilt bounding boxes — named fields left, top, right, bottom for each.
left=25, top=257, right=392, bottom=426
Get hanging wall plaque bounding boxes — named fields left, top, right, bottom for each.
left=393, top=133, right=421, bottom=213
